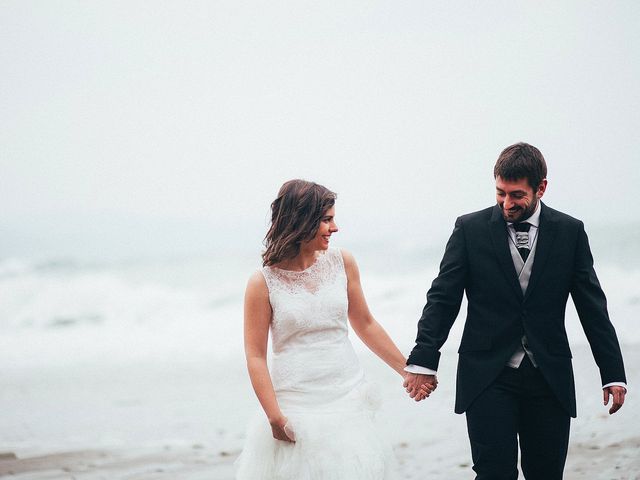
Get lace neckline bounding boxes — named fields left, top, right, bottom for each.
left=270, top=250, right=328, bottom=275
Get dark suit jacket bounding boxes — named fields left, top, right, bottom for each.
left=407, top=203, right=626, bottom=417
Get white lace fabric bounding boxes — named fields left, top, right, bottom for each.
left=262, top=249, right=348, bottom=351
left=261, top=248, right=364, bottom=408
left=236, top=248, right=397, bottom=479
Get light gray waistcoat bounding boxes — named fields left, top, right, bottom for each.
left=506, top=232, right=538, bottom=368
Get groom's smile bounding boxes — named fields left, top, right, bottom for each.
left=495, top=176, right=546, bottom=223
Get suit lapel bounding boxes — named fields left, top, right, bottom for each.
left=524, top=203, right=557, bottom=301
left=489, top=205, right=524, bottom=301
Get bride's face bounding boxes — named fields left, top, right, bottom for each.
left=306, top=206, right=338, bottom=251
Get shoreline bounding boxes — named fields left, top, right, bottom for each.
left=1, top=345, right=638, bottom=479
left=2, top=435, right=639, bottom=480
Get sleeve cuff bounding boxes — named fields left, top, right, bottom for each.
left=404, top=364, right=438, bottom=375
left=602, top=382, right=627, bottom=392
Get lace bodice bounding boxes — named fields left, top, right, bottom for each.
left=261, top=248, right=363, bottom=403
left=262, top=248, right=349, bottom=355
left=238, top=249, right=395, bottom=480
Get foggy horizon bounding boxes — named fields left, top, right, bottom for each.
left=2, top=1, right=639, bottom=261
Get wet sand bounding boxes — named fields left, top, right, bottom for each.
left=1, top=346, right=638, bottom=479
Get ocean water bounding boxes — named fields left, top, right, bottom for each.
left=1, top=230, right=639, bottom=372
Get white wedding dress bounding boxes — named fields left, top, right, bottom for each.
left=235, top=248, right=397, bottom=479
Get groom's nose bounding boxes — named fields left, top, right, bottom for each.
left=503, top=196, right=515, bottom=209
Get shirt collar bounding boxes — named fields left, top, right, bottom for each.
left=508, top=201, right=541, bottom=228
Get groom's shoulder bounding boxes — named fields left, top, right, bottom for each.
left=448, top=206, right=495, bottom=235
left=541, top=203, right=584, bottom=228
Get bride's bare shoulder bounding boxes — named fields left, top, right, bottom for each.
left=245, top=269, right=268, bottom=295
left=338, top=249, right=360, bottom=277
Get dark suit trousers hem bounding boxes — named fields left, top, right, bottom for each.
left=465, top=356, right=570, bottom=480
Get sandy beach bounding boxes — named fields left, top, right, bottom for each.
left=1, top=344, right=638, bottom=480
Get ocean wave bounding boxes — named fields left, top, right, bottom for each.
left=0, top=253, right=637, bottom=368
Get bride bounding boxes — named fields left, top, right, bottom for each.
left=235, top=179, right=434, bottom=479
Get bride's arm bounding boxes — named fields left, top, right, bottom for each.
left=342, top=250, right=409, bottom=378
left=244, top=271, right=293, bottom=442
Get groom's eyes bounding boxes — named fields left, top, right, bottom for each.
left=496, top=190, right=526, bottom=199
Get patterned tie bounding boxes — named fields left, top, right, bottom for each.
left=513, top=222, right=531, bottom=261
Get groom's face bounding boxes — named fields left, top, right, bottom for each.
left=495, top=176, right=546, bottom=223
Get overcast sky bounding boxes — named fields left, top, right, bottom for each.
left=2, top=1, right=639, bottom=260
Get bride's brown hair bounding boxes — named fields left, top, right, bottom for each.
left=262, top=179, right=336, bottom=267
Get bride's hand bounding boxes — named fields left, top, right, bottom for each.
left=403, top=372, right=437, bottom=401
left=269, top=415, right=295, bottom=442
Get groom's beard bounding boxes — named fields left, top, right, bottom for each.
left=501, top=198, right=538, bottom=223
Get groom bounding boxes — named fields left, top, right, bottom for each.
left=404, top=143, right=627, bottom=479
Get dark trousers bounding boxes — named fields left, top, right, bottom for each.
left=465, top=356, right=571, bottom=480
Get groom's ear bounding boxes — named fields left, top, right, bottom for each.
left=536, top=179, right=548, bottom=198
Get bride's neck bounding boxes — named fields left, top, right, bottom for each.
left=281, top=248, right=319, bottom=271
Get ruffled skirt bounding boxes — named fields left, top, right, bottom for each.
left=235, top=381, right=397, bottom=479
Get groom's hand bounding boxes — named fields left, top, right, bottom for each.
left=403, top=373, right=437, bottom=402
left=603, top=386, right=626, bottom=415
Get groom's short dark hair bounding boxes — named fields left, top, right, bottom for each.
left=494, top=142, right=547, bottom=190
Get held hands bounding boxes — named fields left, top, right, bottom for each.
left=603, top=386, right=626, bottom=415
left=403, top=373, right=438, bottom=402
left=269, top=414, right=296, bottom=442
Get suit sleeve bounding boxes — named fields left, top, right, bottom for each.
left=570, top=221, right=626, bottom=385
left=407, top=217, right=468, bottom=370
